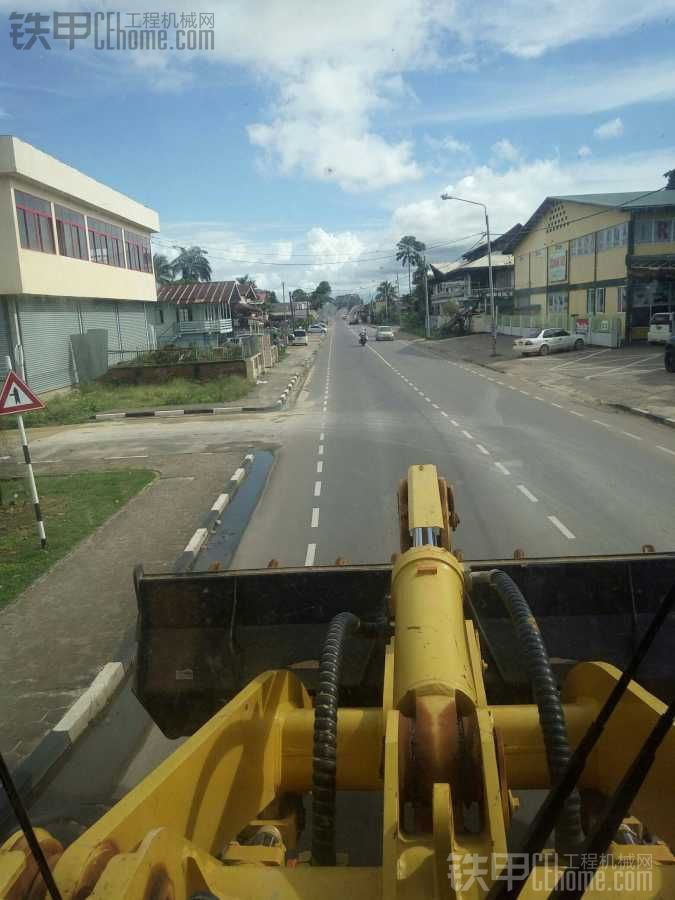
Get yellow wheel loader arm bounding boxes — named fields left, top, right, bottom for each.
left=1, top=465, right=674, bottom=899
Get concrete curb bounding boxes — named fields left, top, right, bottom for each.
left=0, top=656, right=133, bottom=837
left=93, top=368, right=307, bottom=420
left=603, top=402, right=675, bottom=429
left=173, top=452, right=255, bottom=573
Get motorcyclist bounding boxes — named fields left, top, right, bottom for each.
left=359, top=328, right=367, bottom=345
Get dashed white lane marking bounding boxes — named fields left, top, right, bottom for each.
left=311, top=507, right=320, bottom=528
left=519, top=390, right=530, bottom=396
left=621, top=431, right=642, bottom=441
left=314, top=481, right=322, bottom=497
left=508, top=385, right=517, bottom=391
left=592, top=419, right=612, bottom=428
left=432, top=402, right=440, bottom=409
left=657, top=445, right=675, bottom=457
left=317, top=460, right=323, bottom=473
left=548, top=515, right=576, bottom=539
left=534, top=396, right=545, bottom=402
left=441, top=411, right=449, bottom=418
left=320, top=432, right=325, bottom=440
left=517, top=484, right=538, bottom=502
left=476, top=444, right=490, bottom=455
left=305, top=543, right=317, bottom=566
left=450, top=419, right=460, bottom=427
left=318, top=444, right=324, bottom=455
left=494, top=462, right=511, bottom=475
left=551, top=402, right=563, bottom=409
left=104, top=454, right=149, bottom=460
left=461, top=430, right=474, bottom=440
left=569, top=410, right=585, bottom=418
left=424, top=396, right=431, bottom=403
left=496, top=381, right=505, bottom=385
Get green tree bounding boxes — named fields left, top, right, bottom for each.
left=237, top=274, right=257, bottom=287
left=310, top=280, right=332, bottom=310
left=171, top=246, right=212, bottom=282
left=153, top=253, right=174, bottom=285
left=396, top=235, right=426, bottom=297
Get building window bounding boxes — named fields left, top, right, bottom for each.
left=587, top=287, right=606, bottom=314
left=618, top=286, right=627, bottom=312
left=635, top=218, right=675, bottom=244
left=596, top=223, right=627, bottom=252
left=571, top=233, right=595, bottom=256
left=54, top=204, right=88, bottom=260
left=124, top=229, right=152, bottom=273
left=178, top=307, right=193, bottom=322
left=548, top=292, right=568, bottom=314
left=87, top=216, right=125, bottom=267
left=14, top=189, right=55, bottom=254
left=655, top=220, right=673, bottom=242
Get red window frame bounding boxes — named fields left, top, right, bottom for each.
left=87, top=223, right=125, bottom=268
left=124, top=231, right=152, bottom=273
left=55, top=210, right=89, bottom=261
left=15, top=192, right=55, bottom=254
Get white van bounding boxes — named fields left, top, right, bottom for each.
left=292, top=328, right=309, bottom=346
left=647, top=312, right=675, bottom=344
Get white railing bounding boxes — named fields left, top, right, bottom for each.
left=177, top=318, right=233, bottom=335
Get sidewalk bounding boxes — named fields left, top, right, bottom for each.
left=0, top=448, right=245, bottom=768
left=96, top=339, right=320, bottom=418
left=415, top=333, right=675, bottom=425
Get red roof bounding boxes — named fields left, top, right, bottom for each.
left=157, top=281, right=237, bottom=305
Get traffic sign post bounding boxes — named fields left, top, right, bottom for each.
left=2, top=358, right=46, bottom=549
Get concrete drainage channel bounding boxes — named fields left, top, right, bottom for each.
left=173, top=450, right=273, bottom=572
left=0, top=450, right=273, bottom=837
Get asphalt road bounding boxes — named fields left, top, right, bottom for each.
left=233, top=320, right=675, bottom=568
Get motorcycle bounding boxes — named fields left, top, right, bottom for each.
left=359, top=333, right=367, bottom=346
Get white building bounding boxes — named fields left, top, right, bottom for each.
left=0, top=136, right=159, bottom=393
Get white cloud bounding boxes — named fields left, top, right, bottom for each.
left=491, top=138, right=520, bottom=163
left=577, top=145, right=592, bottom=158
left=594, top=116, right=624, bottom=139
left=426, top=134, right=471, bottom=153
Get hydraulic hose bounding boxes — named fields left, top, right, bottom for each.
left=486, top=570, right=585, bottom=853
left=311, top=611, right=361, bottom=866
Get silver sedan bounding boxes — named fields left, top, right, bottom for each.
left=514, top=328, right=585, bottom=356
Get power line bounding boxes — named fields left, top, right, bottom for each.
left=151, top=231, right=484, bottom=268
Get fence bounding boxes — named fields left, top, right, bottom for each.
left=109, top=345, right=244, bottom=368
left=496, top=312, right=623, bottom=347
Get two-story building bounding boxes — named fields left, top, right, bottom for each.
left=512, top=184, right=675, bottom=345
left=0, top=136, right=159, bottom=393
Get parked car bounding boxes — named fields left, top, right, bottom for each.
left=308, top=323, right=327, bottom=334
left=648, top=312, right=675, bottom=344
left=514, top=328, right=585, bottom=356
left=292, top=328, right=308, bottom=346
left=376, top=326, right=395, bottom=341
left=665, top=335, right=675, bottom=373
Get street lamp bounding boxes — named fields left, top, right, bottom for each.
left=440, top=193, right=497, bottom=356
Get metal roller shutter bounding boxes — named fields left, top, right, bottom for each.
left=0, top=300, right=12, bottom=379
left=78, top=299, right=122, bottom=351
left=118, top=302, right=150, bottom=352
left=18, top=297, right=82, bottom=393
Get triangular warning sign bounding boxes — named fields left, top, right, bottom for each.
left=0, top=371, right=44, bottom=416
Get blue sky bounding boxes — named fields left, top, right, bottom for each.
left=1, top=0, right=675, bottom=295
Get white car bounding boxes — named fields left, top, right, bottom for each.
left=514, top=328, right=585, bottom=356
left=647, top=313, right=675, bottom=344
left=376, top=326, right=395, bottom=341
left=291, top=328, right=309, bottom=346
left=308, top=323, right=327, bottom=334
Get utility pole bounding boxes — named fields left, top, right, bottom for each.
left=484, top=210, right=497, bottom=357
left=423, top=257, right=431, bottom=339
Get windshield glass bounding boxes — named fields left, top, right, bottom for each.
left=2, top=3, right=675, bottom=870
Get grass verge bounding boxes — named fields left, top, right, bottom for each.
left=0, top=376, right=250, bottom=429
left=0, top=469, right=155, bottom=607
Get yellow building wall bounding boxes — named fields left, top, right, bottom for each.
left=514, top=254, right=529, bottom=289
left=4, top=177, right=157, bottom=302
left=568, top=251, right=594, bottom=284
left=569, top=289, right=587, bottom=317
left=0, top=181, right=22, bottom=294
left=514, top=201, right=631, bottom=297
left=596, top=246, right=626, bottom=282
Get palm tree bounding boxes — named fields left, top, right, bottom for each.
left=153, top=253, right=174, bottom=285
left=375, top=280, right=396, bottom=321
left=171, top=246, right=212, bottom=282
left=396, top=235, right=426, bottom=297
